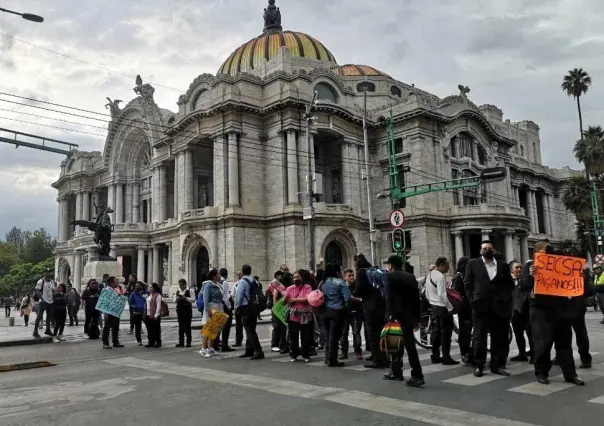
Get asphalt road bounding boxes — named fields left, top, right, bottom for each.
left=2, top=312, right=604, bottom=426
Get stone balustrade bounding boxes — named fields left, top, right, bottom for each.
left=450, top=203, right=526, bottom=217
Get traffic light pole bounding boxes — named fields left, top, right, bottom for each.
left=591, top=181, right=603, bottom=254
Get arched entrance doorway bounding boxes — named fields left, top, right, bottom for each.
left=325, top=241, right=343, bottom=266
left=195, top=246, right=209, bottom=293
left=58, top=258, right=72, bottom=288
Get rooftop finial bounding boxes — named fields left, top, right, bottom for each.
left=263, top=0, right=282, bottom=34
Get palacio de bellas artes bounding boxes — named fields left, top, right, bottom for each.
left=52, top=0, right=580, bottom=294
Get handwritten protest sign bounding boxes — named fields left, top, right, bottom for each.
left=533, top=253, right=586, bottom=297
left=95, top=288, right=128, bottom=317
left=201, top=310, right=229, bottom=340
left=272, top=299, right=288, bottom=325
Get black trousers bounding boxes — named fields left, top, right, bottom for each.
left=102, top=314, right=120, bottom=345
left=271, top=313, right=288, bottom=350
left=289, top=320, right=312, bottom=358
left=512, top=309, right=533, bottom=356
left=53, top=309, right=67, bottom=336
left=221, top=307, right=233, bottom=349
left=177, top=308, right=192, bottom=345
left=241, top=307, right=262, bottom=355
left=472, top=309, right=510, bottom=369
left=129, top=309, right=135, bottom=332
left=145, top=317, right=162, bottom=347
left=390, top=320, right=424, bottom=379
left=431, top=306, right=454, bottom=359
left=340, top=310, right=363, bottom=355
left=322, top=308, right=347, bottom=365
left=132, top=313, right=143, bottom=343
left=5, top=306, right=11, bottom=317
left=570, top=310, right=591, bottom=364
left=457, top=310, right=473, bottom=358
left=531, top=307, right=576, bottom=379
left=234, top=309, right=244, bottom=345
left=363, top=306, right=389, bottom=365
left=68, top=306, right=79, bottom=325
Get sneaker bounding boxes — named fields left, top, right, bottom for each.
left=290, top=357, right=298, bottom=362
left=271, top=347, right=280, bottom=352
left=199, top=349, right=208, bottom=357
left=303, top=357, right=311, bottom=363
left=207, top=348, right=218, bottom=356
left=57, top=335, right=66, bottom=342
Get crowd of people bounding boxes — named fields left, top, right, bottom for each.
left=3, top=237, right=600, bottom=389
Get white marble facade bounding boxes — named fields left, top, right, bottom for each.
left=52, top=2, right=581, bottom=291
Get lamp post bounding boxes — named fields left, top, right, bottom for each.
left=0, top=7, right=44, bottom=22
left=304, top=91, right=318, bottom=270
left=357, top=82, right=377, bottom=266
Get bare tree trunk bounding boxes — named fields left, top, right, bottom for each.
left=577, top=95, right=590, bottom=179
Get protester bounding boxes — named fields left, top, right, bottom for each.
left=66, top=284, right=80, bottom=326
left=82, top=279, right=100, bottom=339
left=102, top=276, right=124, bottom=349
left=320, top=263, right=352, bottom=367
left=53, top=283, right=68, bottom=341
left=217, top=268, right=235, bottom=352
left=145, top=282, right=163, bottom=348
left=129, top=282, right=147, bottom=346
left=283, top=270, right=312, bottom=362
left=174, top=278, right=195, bottom=348
left=200, top=269, right=224, bottom=357
left=20, top=294, right=33, bottom=326
left=33, top=268, right=56, bottom=338
left=339, top=269, right=363, bottom=360
left=235, top=264, right=264, bottom=360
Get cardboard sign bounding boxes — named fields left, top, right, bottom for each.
left=95, top=288, right=128, bottom=317
left=201, top=311, right=229, bottom=340
left=533, top=253, right=586, bottom=298
left=272, top=299, right=288, bottom=325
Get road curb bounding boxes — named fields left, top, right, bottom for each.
left=0, top=336, right=53, bottom=348
left=0, top=361, right=56, bottom=373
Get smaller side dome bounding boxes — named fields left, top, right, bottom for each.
left=331, top=64, right=390, bottom=78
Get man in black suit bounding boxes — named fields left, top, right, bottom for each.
left=511, top=260, right=533, bottom=362
left=464, top=240, right=515, bottom=377
left=384, top=255, right=424, bottom=387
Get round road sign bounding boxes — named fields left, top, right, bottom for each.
left=389, top=209, right=405, bottom=228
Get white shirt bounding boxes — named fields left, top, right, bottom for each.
left=483, top=257, right=498, bottom=281
left=218, top=278, right=231, bottom=306
left=173, top=287, right=195, bottom=304
left=35, top=279, right=56, bottom=304
left=426, top=270, right=452, bottom=311
left=146, top=293, right=163, bottom=319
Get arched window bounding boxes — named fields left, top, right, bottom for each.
left=390, top=86, right=402, bottom=97
left=193, top=90, right=210, bottom=110
left=315, top=82, right=338, bottom=103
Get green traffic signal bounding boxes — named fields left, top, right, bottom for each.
left=394, top=241, right=402, bottom=249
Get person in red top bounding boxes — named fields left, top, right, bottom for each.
left=269, top=270, right=288, bottom=353
left=283, top=271, right=313, bottom=362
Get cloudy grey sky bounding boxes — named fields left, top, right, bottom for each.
left=0, top=0, right=601, bottom=237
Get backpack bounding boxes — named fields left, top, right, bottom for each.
left=429, top=273, right=463, bottom=313
left=244, top=278, right=267, bottom=314
left=160, top=300, right=169, bottom=317
left=365, top=267, right=387, bottom=298
left=196, top=291, right=204, bottom=312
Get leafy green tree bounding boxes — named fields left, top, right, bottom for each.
left=0, top=242, right=19, bottom=277
left=5, top=226, right=25, bottom=254
left=0, top=257, right=54, bottom=296
left=21, top=229, right=56, bottom=264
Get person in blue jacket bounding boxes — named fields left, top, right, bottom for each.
left=129, top=282, right=147, bottom=346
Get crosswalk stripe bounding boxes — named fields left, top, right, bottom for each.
left=588, top=395, right=604, bottom=404
left=443, top=362, right=535, bottom=386
left=507, top=362, right=604, bottom=396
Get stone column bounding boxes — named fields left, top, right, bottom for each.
left=82, top=191, right=90, bottom=221
left=185, top=149, right=194, bottom=211
left=543, top=193, right=552, bottom=236
left=504, top=231, right=515, bottom=262
left=453, top=231, right=464, bottom=261
left=146, top=248, right=153, bottom=284
left=160, top=165, right=168, bottom=221
left=520, top=234, right=530, bottom=262
left=472, top=141, right=479, bottom=162
left=213, top=134, right=226, bottom=207
left=75, top=192, right=83, bottom=221
left=107, top=184, right=115, bottom=223
left=73, top=251, right=82, bottom=289
left=151, top=168, right=160, bottom=223
left=227, top=132, right=240, bottom=206
left=287, top=130, right=299, bottom=204
left=481, top=228, right=492, bottom=241
left=341, top=141, right=352, bottom=205
left=547, top=194, right=555, bottom=238
left=457, top=190, right=464, bottom=206
left=132, top=183, right=141, bottom=223
left=153, top=245, right=161, bottom=285
left=60, top=198, right=70, bottom=242
left=136, top=247, right=145, bottom=281
left=309, top=132, right=316, bottom=183
left=167, top=242, right=172, bottom=288
left=526, top=190, right=535, bottom=233
left=173, top=158, right=180, bottom=219
left=531, top=191, right=540, bottom=233
left=115, top=184, right=124, bottom=224
left=513, top=186, right=519, bottom=206
left=125, top=184, right=133, bottom=223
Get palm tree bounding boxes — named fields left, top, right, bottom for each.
left=573, top=125, right=604, bottom=177
left=563, top=175, right=592, bottom=222
left=561, top=68, right=592, bottom=141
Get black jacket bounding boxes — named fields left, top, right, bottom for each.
left=463, top=257, right=514, bottom=318
left=355, top=267, right=385, bottom=312
left=385, top=270, right=420, bottom=324
left=451, top=272, right=471, bottom=316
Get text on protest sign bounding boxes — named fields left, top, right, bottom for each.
left=201, top=310, right=229, bottom=340
left=271, top=299, right=288, bottom=325
left=95, top=289, right=128, bottom=317
left=533, top=253, right=586, bottom=297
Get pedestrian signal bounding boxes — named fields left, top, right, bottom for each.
left=392, top=229, right=404, bottom=251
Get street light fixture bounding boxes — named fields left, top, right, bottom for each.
left=0, top=7, right=44, bottom=22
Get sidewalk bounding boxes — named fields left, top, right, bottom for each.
left=0, top=303, right=271, bottom=347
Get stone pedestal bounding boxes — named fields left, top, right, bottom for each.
left=80, top=257, right=124, bottom=291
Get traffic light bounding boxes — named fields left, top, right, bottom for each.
left=392, top=229, right=404, bottom=252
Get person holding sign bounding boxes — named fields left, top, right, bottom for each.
left=199, top=269, right=225, bottom=358
left=525, top=240, right=585, bottom=386
left=101, top=277, right=125, bottom=350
